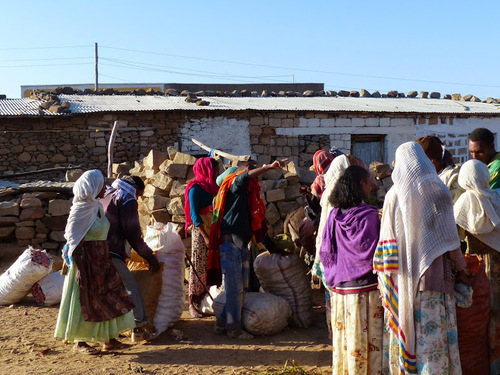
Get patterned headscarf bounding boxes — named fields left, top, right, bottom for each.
left=311, top=150, right=335, bottom=198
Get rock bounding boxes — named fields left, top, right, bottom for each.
left=0, top=216, right=19, bottom=226
left=20, top=197, right=42, bottom=209
left=266, top=189, right=286, bottom=203
left=112, top=162, right=130, bottom=178
left=337, top=90, right=349, bottom=97
left=143, top=149, right=169, bottom=170
left=261, top=90, right=269, bottom=97
left=381, top=176, right=393, bottom=188
left=145, top=195, right=171, bottom=211
left=407, top=91, right=418, bottom=98
left=471, top=96, right=482, bottom=102
left=326, top=90, right=337, bottom=96
left=40, top=216, right=68, bottom=231
left=361, top=89, right=371, bottom=97
left=284, top=184, right=301, bottom=201
left=419, top=91, right=429, bottom=98
left=0, top=201, right=20, bottom=217
left=168, top=163, right=188, bottom=179
left=262, top=169, right=283, bottom=180
left=167, top=146, right=179, bottom=160
left=18, top=152, right=31, bottom=163
left=369, top=161, right=392, bottom=180
left=486, top=97, right=498, bottom=104
left=371, top=91, right=381, bottom=98
left=0, top=226, right=15, bottom=238
left=297, top=169, right=316, bottom=185
left=150, top=209, right=172, bottom=225
left=167, top=197, right=184, bottom=216
left=172, top=215, right=185, bottom=223
left=51, top=154, right=66, bottom=163
left=430, top=92, right=441, bottom=99
left=265, top=203, right=281, bottom=225
left=169, top=180, right=187, bottom=198
left=230, top=90, right=241, bottom=97
left=19, top=207, right=45, bottom=221
left=16, top=220, right=34, bottom=227
left=451, top=93, right=462, bottom=101
left=65, top=169, right=85, bottom=182
left=151, top=173, right=173, bottom=193
left=173, top=152, right=197, bottom=165
left=443, top=94, right=452, bottom=100
left=48, top=199, right=72, bottom=216
left=49, top=231, right=66, bottom=242
left=387, top=90, right=398, bottom=98
left=165, top=89, right=180, bottom=96
left=259, top=180, right=276, bottom=192
left=277, top=201, right=300, bottom=218
left=196, top=99, right=210, bottom=106
left=158, top=159, right=172, bottom=173
left=303, top=90, right=315, bottom=97
left=15, top=227, right=35, bottom=240
left=349, top=91, right=360, bottom=97
left=272, top=220, right=284, bottom=236
left=143, top=185, right=169, bottom=198
left=462, top=94, right=473, bottom=102
left=397, top=92, right=406, bottom=98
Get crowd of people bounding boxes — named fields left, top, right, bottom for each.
left=53, top=126, right=500, bottom=374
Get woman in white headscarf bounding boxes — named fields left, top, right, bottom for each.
left=374, top=142, right=466, bottom=374
left=55, top=170, right=135, bottom=354
left=454, top=159, right=500, bottom=373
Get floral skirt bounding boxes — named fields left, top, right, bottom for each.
left=189, top=226, right=209, bottom=306
left=330, top=289, right=384, bottom=375
left=383, top=291, right=461, bottom=374
left=54, top=262, right=135, bottom=344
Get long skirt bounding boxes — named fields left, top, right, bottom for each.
left=330, top=289, right=384, bottom=375
left=383, top=291, right=461, bottom=374
left=189, top=226, right=209, bottom=306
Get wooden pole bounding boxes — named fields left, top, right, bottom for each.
left=190, top=138, right=250, bottom=162
left=94, top=42, right=98, bottom=92
left=107, top=120, right=128, bottom=178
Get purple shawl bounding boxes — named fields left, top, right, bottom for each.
left=319, top=202, right=380, bottom=288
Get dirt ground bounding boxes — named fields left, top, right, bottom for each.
left=0, top=244, right=332, bottom=375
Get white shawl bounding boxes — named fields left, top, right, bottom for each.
left=64, top=170, right=105, bottom=257
left=312, top=154, right=350, bottom=286
left=454, top=159, right=500, bottom=251
left=376, top=142, right=460, bottom=370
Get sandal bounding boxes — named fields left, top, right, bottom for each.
left=72, top=342, right=100, bottom=355
left=188, top=304, right=203, bottom=319
left=132, top=327, right=159, bottom=342
left=102, top=339, right=129, bottom=352
left=227, top=329, right=254, bottom=340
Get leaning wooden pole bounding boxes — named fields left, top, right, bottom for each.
left=107, top=120, right=127, bottom=178
left=191, top=138, right=250, bottom=162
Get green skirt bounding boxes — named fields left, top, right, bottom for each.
left=54, top=264, right=135, bottom=343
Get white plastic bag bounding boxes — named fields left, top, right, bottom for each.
left=213, top=292, right=292, bottom=336
left=199, top=285, right=224, bottom=315
left=0, top=247, right=53, bottom=305
left=145, top=222, right=185, bottom=334
left=30, top=271, right=65, bottom=306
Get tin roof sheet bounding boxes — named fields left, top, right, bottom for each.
left=0, top=98, right=55, bottom=116
left=59, top=95, right=500, bottom=115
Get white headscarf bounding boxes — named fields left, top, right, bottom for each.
left=313, top=154, right=350, bottom=286
left=454, top=159, right=500, bottom=251
left=376, top=142, right=460, bottom=370
left=106, top=178, right=137, bottom=201
left=64, top=170, right=104, bottom=257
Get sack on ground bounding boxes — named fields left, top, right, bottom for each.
left=145, top=222, right=185, bottom=334
left=30, top=271, right=65, bottom=306
left=254, top=251, right=312, bottom=328
left=213, top=291, right=292, bottom=336
left=0, top=247, right=53, bottom=305
left=199, top=285, right=224, bottom=315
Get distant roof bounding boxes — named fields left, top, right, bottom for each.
left=2, top=95, right=500, bottom=117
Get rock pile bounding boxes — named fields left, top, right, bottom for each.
left=369, top=161, right=393, bottom=203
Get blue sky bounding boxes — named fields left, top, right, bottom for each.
left=1, top=1, right=499, bottom=99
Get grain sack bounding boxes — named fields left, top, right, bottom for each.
left=30, top=271, right=65, bottom=306
left=145, top=222, right=185, bottom=334
left=199, top=285, right=224, bottom=315
left=213, top=292, right=292, bottom=336
left=0, top=247, right=53, bottom=305
left=254, top=251, right=312, bottom=328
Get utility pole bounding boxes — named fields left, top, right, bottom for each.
left=94, top=42, right=98, bottom=91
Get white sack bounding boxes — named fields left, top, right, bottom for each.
left=0, top=247, right=53, bottom=306
left=145, top=222, right=185, bottom=334
left=31, top=271, right=65, bottom=306
left=213, top=292, right=292, bottom=336
left=199, top=285, right=223, bottom=315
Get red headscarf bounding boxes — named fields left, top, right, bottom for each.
left=184, top=157, right=219, bottom=234
left=311, top=150, right=335, bottom=198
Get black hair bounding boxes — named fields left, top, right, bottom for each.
left=121, top=175, right=145, bottom=191
left=329, top=165, right=370, bottom=209
left=210, top=158, right=219, bottom=169
left=469, top=128, right=494, bottom=145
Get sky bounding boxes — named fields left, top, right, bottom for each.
left=1, top=1, right=500, bottom=100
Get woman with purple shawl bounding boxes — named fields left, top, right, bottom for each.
left=319, top=165, right=383, bottom=374
left=184, top=157, right=220, bottom=318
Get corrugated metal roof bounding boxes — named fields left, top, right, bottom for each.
left=59, top=95, right=500, bottom=115
left=0, top=98, right=56, bottom=116
left=3, top=95, right=500, bottom=116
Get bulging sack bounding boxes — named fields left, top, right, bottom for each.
left=0, top=247, right=53, bottom=306
left=31, top=271, right=65, bottom=306
left=254, top=251, right=312, bottom=328
left=145, top=222, right=185, bottom=334
left=213, top=292, right=292, bottom=336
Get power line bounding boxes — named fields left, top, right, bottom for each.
left=0, top=62, right=93, bottom=68
left=0, top=45, right=91, bottom=51
left=0, top=56, right=91, bottom=62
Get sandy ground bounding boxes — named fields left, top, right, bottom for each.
left=0, top=245, right=332, bottom=375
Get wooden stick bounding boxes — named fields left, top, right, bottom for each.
left=190, top=138, right=250, bottom=162
left=107, top=120, right=128, bottom=178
